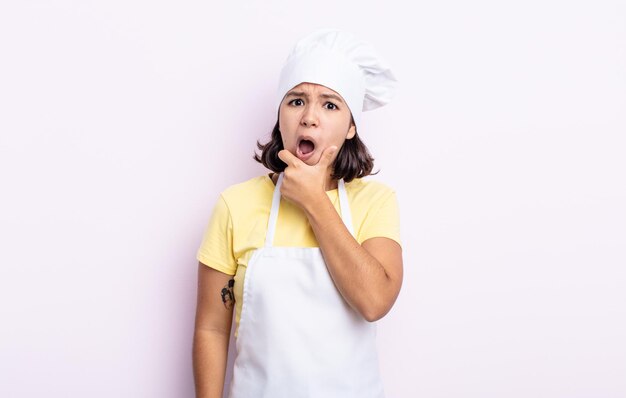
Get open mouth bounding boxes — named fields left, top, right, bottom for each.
left=299, top=139, right=315, bottom=154
left=296, top=138, right=316, bottom=160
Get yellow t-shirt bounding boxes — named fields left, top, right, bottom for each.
left=196, top=173, right=402, bottom=337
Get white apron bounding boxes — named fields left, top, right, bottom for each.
left=228, top=172, right=385, bottom=398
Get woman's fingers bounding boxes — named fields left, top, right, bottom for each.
left=316, top=146, right=337, bottom=169
left=278, top=149, right=301, bottom=168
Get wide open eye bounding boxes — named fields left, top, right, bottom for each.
left=289, top=99, right=304, bottom=106
left=324, top=102, right=338, bottom=110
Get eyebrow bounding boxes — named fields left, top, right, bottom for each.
left=285, top=91, right=345, bottom=104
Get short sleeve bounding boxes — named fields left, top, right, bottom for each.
left=359, top=190, right=402, bottom=247
left=196, top=194, right=237, bottom=275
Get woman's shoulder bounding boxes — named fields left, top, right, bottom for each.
left=219, top=173, right=273, bottom=205
left=347, top=176, right=396, bottom=197
left=347, top=177, right=400, bottom=221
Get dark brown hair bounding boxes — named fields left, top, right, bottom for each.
left=253, top=118, right=379, bottom=183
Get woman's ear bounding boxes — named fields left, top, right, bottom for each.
left=346, top=123, right=356, bottom=140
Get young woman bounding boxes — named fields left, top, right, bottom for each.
left=193, top=28, right=403, bottom=398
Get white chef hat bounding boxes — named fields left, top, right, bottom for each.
left=276, top=28, right=397, bottom=130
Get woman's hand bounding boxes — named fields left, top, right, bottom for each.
left=277, top=145, right=337, bottom=212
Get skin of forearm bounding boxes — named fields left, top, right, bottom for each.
left=193, top=329, right=230, bottom=398
left=303, top=193, right=391, bottom=321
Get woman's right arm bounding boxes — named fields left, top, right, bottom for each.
left=193, top=262, right=235, bottom=398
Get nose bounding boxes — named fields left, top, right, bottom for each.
left=300, top=106, right=318, bottom=127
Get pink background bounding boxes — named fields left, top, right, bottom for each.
left=1, top=1, right=625, bottom=397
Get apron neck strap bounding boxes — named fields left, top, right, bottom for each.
left=265, top=172, right=355, bottom=247
left=337, top=178, right=354, bottom=239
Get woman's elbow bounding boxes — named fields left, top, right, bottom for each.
left=361, top=300, right=393, bottom=322
left=363, top=310, right=384, bottom=322
left=360, top=286, right=401, bottom=322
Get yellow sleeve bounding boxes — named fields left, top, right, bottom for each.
left=196, top=194, right=237, bottom=275
left=359, top=190, right=402, bottom=247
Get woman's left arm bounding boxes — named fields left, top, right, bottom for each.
left=304, top=195, right=403, bottom=322
left=278, top=147, right=403, bottom=321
